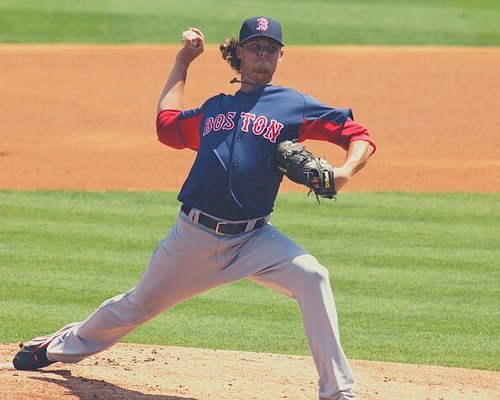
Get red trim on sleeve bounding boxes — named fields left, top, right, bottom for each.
left=298, top=118, right=376, bottom=152
left=156, top=109, right=201, bottom=150
left=341, top=119, right=376, bottom=153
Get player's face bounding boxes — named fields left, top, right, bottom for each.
left=238, top=37, right=283, bottom=81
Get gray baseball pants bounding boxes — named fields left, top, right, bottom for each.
left=46, top=208, right=356, bottom=400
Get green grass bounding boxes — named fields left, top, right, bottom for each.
left=1, top=191, right=498, bottom=371
left=0, top=0, right=499, bottom=45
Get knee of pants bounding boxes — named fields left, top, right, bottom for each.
left=292, top=256, right=331, bottom=290
left=304, top=265, right=330, bottom=289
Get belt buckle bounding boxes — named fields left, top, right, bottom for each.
left=215, top=221, right=230, bottom=235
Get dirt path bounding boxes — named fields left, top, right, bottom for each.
left=0, top=45, right=499, bottom=399
left=1, top=45, right=499, bottom=192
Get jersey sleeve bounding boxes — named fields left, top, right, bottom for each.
left=297, top=94, right=376, bottom=152
left=156, top=108, right=202, bottom=150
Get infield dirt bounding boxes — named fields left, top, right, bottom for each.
left=0, top=46, right=499, bottom=399
left=1, top=45, right=499, bottom=192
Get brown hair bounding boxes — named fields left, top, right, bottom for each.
left=219, top=37, right=241, bottom=72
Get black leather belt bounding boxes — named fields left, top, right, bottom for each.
left=181, top=204, right=265, bottom=235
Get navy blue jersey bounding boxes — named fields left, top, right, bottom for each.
left=157, top=85, right=374, bottom=220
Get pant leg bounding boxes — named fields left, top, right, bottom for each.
left=47, top=213, right=229, bottom=363
left=47, top=214, right=355, bottom=399
left=241, top=226, right=355, bottom=400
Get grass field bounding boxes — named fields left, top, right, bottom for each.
left=0, top=0, right=499, bottom=379
left=0, top=0, right=499, bottom=45
left=1, top=191, right=498, bottom=371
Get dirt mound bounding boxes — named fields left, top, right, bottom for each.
left=1, top=344, right=499, bottom=400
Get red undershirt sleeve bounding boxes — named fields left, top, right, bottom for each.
left=156, top=109, right=201, bottom=151
left=298, top=118, right=376, bottom=153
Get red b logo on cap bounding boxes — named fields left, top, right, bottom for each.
left=256, top=17, right=268, bottom=31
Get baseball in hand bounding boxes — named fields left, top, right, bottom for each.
left=182, top=29, right=200, bottom=47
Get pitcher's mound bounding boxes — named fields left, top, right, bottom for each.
left=1, top=343, right=498, bottom=400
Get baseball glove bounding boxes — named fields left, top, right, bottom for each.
left=276, top=140, right=336, bottom=202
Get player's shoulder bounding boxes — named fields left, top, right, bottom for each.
left=202, top=92, right=234, bottom=107
left=262, top=85, right=306, bottom=103
left=268, top=86, right=325, bottom=112
left=267, top=85, right=300, bottom=95
left=180, top=93, right=235, bottom=118
left=270, top=85, right=314, bottom=101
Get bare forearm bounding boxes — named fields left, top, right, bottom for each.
left=157, top=60, right=190, bottom=113
left=156, top=28, right=204, bottom=114
left=342, top=140, right=374, bottom=176
left=334, top=140, right=374, bottom=191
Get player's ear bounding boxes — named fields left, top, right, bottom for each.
left=236, top=44, right=243, bottom=60
left=278, top=48, right=284, bottom=62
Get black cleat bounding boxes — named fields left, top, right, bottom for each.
left=13, top=340, right=55, bottom=370
left=12, top=324, right=75, bottom=370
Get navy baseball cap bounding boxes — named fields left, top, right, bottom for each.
left=239, top=16, right=284, bottom=46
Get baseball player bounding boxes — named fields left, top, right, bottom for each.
left=13, top=17, right=375, bottom=400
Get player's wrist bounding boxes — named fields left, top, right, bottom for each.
left=174, top=54, right=193, bottom=68
left=334, top=166, right=353, bottom=181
